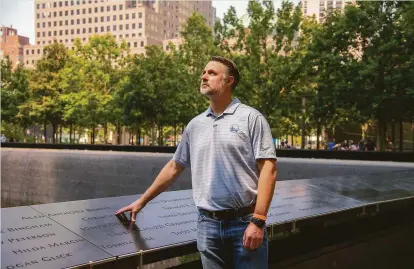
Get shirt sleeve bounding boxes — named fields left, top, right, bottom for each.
left=249, top=115, right=277, bottom=160
left=172, top=127, right=191, bottom=168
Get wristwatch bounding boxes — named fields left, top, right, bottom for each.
left=251, top=217, right=266, bottom=228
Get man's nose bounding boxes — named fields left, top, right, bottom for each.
left=201, top=73, right=208, bottom=81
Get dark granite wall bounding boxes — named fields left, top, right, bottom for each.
left=2, top=148, right=413, bottom=207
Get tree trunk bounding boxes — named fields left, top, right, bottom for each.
left=391, top=120, right=395, bottom=151
left=52, top=123, right=57, bottom=144
left=117, top=122, right=121, bottom=145
left=399, top=119, right=403, bottom=152
left=43, top=120, right=47, bottom=143
left=69, top=123, right=73, bottom=144
left=33, top=125, right=36, bottom=143
left=301, top=97, right=306, bottom=149
left=104, top=122, right=108, bottom=144
left=91, top=125, right=95, bottom=144
left=174, top=123, right=177, bottom=146
left=158, top=125, right=162, bottom=146
left=316, top=120, right=321, bottom=150
left=59, top=125, right=63, bottom=143
left=376, top=118, right=386, bottom=151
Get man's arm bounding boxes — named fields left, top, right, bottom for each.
left=115, top=160, right=185, bottom=221
left=243, top=158, right=277, bottom=250
left=254, top=158, right=277, bottom=217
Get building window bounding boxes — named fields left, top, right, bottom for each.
left=132, top=33, right=136, bottom=37
left=95, top=27, right=98, bottom=33
left=101, top=16, right=104, bottom=22
left=89, top=28, right=92, bottom=33
left=65, top=10, right=68, bottom=16
left=77, top=19, right=80, bottom=24
left=95, top=17, right=98, bottom=23
left=107, top=6, right=110, bottom=12
left=139, top=23, right=142, bottom=28
left=101, top=26, right=104, bottom=32
left=77, top=29, right=80, bottom=34
left=59, top=11, right=62, bottom=16
left=89, top=8, right=92, bottom=13
left=37, top=23, right=40, bottom=28
left=107, top=16, right=110, bottom=22
left=132, top=13, right=136, bottom=19
left=71, top=20, right=74, bottom=25
left=95, top=7, right=98, bottom=13
left=132, top=23, right=136, bottom=29
left=83, top=18, right=86, bottom=24
left=113, top=25, right=117, bottom=31
left=101, top=6, right=104, bottom=12
left=53, top=2, right=57, bottom=7
left=26, top=50, right=29, bottom=55
left=138, top=32, right=142, bottom=37
left=54, top=30, right=57, bottom=35
left=37, top=32, right=40, bottom=37
left=134, top=42, right=137, bottom=47
left=113, top=5, right=116, bottom=11
left=119, top=25, right=123, bottom=30
left=82, top=28, right=86, bottom=33
left=65, top=20, right=68, bottom=25
left=126, top=14, right=129, bottom=20
left=59, top=30, right=63, bottom=35
left=59, top=2, right=63, bottom=7
left=125, top=34, right=129, bottom=38
left=138, top=12, right=142, bottom=18
left=107, top=26, right=110, bottom=32
left=37, top=13, right=40, bottom=19
left=126, top=24, right=129, bottom=30
left=77, top=9, right=80, bottom=15
left=89, top=18, right=92, bottom=23
left=113, top=15, right=116, bottom=21
left=119, top=4, right=123, bottom=10
left=140, top=41, right=144, bottom=47
left=71, top=10, right=74, bottom=15
left=127, top=42, right=130, bottom=47
left=120, top=14, right=123, bottom=20
left=71, top=29, right=75, bottom=34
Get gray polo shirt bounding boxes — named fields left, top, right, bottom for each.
left=173, top=98, right=276, bottom=211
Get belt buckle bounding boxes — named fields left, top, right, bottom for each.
left=212, top=211, right=218, bottom=219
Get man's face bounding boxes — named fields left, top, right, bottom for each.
left=200, top=61, right=228, bottom=96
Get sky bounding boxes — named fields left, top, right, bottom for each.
left=0, top=0, right=287, bottom=44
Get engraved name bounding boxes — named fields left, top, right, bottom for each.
left=149, top=197, right=193, bottom=205
left=158, top=211, right=197, bottom=218
left=6, top=223, right=52, bottom=232
left=162, top=204, right=191, bottom=210
left=6, top=233, right=56, bottom=244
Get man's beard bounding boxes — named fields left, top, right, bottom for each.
left=200, top=81, right=225, bottom=96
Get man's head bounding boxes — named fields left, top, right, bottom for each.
left=200, top=56, right=240, bottom=96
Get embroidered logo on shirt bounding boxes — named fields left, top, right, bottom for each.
left=230, top=124, right=239, bottom=133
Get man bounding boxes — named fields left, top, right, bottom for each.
left=116, top=56, right=277, bottom=268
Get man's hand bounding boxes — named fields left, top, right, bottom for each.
left=115, top=200, right=144, bottom=222
left=243, top=222, right=265, bottom=250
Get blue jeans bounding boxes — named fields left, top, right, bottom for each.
left=197, top=210, right=268, bottom=269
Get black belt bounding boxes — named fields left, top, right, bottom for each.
left=199, top=204, right=255, bottom=221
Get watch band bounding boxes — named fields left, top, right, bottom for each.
left=251, top=217, right=266, bottom=228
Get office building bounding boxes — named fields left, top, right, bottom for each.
left=1, top=26, right=30, bottom=68
left=23, top=0, right=216, bottom=67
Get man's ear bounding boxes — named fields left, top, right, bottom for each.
left=226, top=76, right=235, bottom=85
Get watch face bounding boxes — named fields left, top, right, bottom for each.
left=252, top=217, right=265, bottom=228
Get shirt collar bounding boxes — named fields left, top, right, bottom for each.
left=205, top=98, right=241, bottom=117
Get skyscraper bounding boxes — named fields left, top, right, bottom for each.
left=23, top=0, right=216, bottom=67
left=301, top=0, right=353, bottom=22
